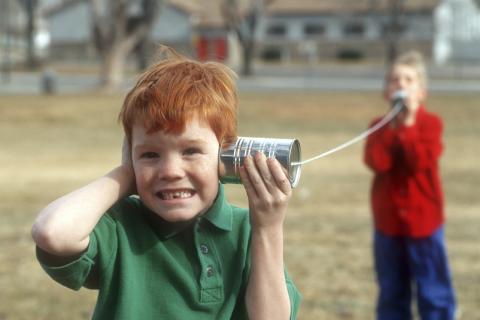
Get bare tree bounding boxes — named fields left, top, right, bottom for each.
left=222, top=0, right=266, bottom=76
left=17, top=0, right=39, bottom=69
left=89, top=0, right=159, bottom=90
left=386, top=0, right=405, bottom=65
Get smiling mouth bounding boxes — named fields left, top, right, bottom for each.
left=156, top=190, right=195, bottom=200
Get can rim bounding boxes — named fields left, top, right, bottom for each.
left=289, top=139, right=302, bottom=188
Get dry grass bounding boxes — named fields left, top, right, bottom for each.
left=1, top=91, right=478, bottom=319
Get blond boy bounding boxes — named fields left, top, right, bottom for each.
left=364, top=51, right=456, bottom=320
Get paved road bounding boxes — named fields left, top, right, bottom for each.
left=1, top=64, right=479, bottom=95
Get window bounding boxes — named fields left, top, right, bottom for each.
left=267, top=24, right=287, bottom=37
left=304, top=23, right=325, bottom=37
left=343, top=22, right=365, bottom=37
left=381, top=22, right=407, bottom=38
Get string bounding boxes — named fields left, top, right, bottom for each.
left=291, top=101, right=404, bottom=166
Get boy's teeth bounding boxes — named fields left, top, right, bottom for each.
left=160, top=191, right=192, bottom=200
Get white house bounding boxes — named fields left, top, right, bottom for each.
left=434, top=0, right=480, bottom=64
left=43, top=0, right=194, bottom=60
left=257, top=0, right=440, bottom=62
left=41, top=0, right=480, bottom=65
left=43, top=0, right=232, bottom=62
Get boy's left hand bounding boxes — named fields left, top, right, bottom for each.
left=239, top=152, right=292, bottom=230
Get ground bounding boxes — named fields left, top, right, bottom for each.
left=0, top=91, right=478, bottom=319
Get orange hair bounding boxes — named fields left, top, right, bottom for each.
left=119, top=56, right=238, bottom=147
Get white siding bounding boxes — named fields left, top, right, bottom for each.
left=150, top=6, right=191, bottom=42
left=48, top=2, right=90, bottom=43
left=404, top=14, right=434, bottom=40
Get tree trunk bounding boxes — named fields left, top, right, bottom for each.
left=89, top=0, right=159, bottom=91
left=386, top=0, right=404, bottom=65
left=241, top=43, right=254, bottom=76
left=222, top=0, right=264, bottom=76
left=100, top=45, right=128, bottom=91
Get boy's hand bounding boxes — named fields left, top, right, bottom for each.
left=121, top=137, right=137, bottom=196
left=242, top=153, right=292, bottom=319
left=239, top=152, right=292, bottom=230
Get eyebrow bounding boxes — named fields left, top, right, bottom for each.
left=133, top=143, right=155, bottom=152
left=181, top=138, right=208, bottom=144
left=133, top=138, right=209, bottom=150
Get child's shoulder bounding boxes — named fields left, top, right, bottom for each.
left=230, top=204, right=249, bottom=218
left=419, top=108, right=443, bottom=129
left=105, top=196, right=143, bottom=222
left=228, top=204, right=251, bottom=229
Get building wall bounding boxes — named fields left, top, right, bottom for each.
left=256, top=12, right=434, bottom=62
left=434, top=0, right=480, bottom=63
left=48, top=2, right=90, bottom=43
left=150, top=6, right=192, bottom=43
left=46, top=2, right=195, bottom=60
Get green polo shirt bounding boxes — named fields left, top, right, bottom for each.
left=37, top=185, right=301, bottom=319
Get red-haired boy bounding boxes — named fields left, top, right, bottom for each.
left=32, top=56, right=301, bottom=319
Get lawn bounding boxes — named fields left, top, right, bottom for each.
left=1, top=91, right=478, bottom=319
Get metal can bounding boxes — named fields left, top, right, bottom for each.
left=219, top=136, right=302, bottom=188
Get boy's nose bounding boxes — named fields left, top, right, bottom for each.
left=158, top=156, right=185, bottom=180
left=397, top=78, right=408, bottom=89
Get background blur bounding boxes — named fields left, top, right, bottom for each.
left=1, top=0, right=479, bottom=319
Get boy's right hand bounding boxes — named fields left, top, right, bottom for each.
left=240, top=152, right=291, bottom=231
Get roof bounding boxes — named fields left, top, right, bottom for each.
left=266, top=0, right=441, bottom=15
left=168, top=0, right=226, bottom=28
left=43, top=0, right=230, bottom=28
left=42, top=0, right=442, bottom=28
left=168, top=0, right=252, bottom=28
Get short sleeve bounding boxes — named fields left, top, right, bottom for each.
left=285, top=268, right=302, bottom=320
left=36, top=234, right=98, bottom=290
left=35, top=209, right=120, bottom=291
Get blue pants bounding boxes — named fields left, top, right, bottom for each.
left=374, top=227, right=456, bottom=320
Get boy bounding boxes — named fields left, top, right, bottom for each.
left=32, top=56, right=301, bottom=319
left=364, top=50, right=456, bottom=320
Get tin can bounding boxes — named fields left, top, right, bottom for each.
left=219, top=137, right=302, bottom=188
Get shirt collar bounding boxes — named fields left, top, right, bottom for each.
left=202, top=184, right=233, bottom=232
left=142, top=184, right=233, bottom=239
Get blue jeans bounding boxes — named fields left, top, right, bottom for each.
left=374, top=227, right=456, bottom=320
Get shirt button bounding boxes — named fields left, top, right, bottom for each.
left=206, top=266, right=214, bottom=277
left=200, top=244, right=209, bottom=254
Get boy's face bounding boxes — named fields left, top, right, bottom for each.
left=131, top=116, right=220, bottom=222
left=384, top=64, right=426, bottom=112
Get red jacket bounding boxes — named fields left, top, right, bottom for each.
left=364, top=106, right=445, bottom=238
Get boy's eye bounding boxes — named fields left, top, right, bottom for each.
left=140, top=152, right=158, bottom=159
left=183, top=147, right=201, bottom=156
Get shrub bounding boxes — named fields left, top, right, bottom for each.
left=336, top=48, right=364, bottom=61
left=261, top=47, right=282, bottom=62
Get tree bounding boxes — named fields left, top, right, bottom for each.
left=17, top=0, right=39, bottom=69
left=222, top=0, right=266, bottom=76
left=89, top=0, right=159, bottom=90
left=385, top=0, right=405, bottom=65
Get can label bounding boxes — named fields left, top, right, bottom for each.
left=219, top=137, right=302, bottom=187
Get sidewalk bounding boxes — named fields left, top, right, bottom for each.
left=1, top=62, right=479, bottom=95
